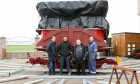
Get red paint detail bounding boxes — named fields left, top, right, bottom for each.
left=36, top=28, right=108, bottom=51
left=30, top=28, right=117, bottom=69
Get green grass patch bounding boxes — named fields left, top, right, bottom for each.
left=6, top=45, right=35, bottom=52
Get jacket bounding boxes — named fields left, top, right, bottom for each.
left=74, top=45, right=86, bottom=60
left=46, top=42, right=58, bottom=61
left=59, top=41, right=72, bottom=56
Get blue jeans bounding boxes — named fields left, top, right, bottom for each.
left=60, top=56, right=70, bottom=73
left=88, top=53, right=97, bottom=74
left=49, top=61, right=56, bottom=75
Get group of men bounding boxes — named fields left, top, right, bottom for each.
left=46, top=36, right=97, bottom=75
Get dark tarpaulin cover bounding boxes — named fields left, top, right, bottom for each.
left=36, top=0, right=108, bottom=17
left=37, top=16, right=109, bottom=39
left=38, top=17, right=60, bottom=29
left=80, top=16, right=109, bottom=29
left=60, top=18, right=81, bottom=28
left=38, top=16, right=109, bottom=29
left=37, top=1, right=109, bottom=39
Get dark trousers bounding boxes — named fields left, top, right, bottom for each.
left=60, top=56, right=70, bottom=73
left=49, top=61, right=56, bottom=75
left=76, top=59, right=85, bottom=75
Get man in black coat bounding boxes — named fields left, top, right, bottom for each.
left=59, top=36, right=72, bottom=75
left=46, top=36, right=58, bottom=75
left=74, top=39, right=86, bottom=75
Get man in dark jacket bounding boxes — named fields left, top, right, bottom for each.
left=59, top=36, right=72, bottom=75
left=74, top=39, right=86, bottom=75
left=46, top=36, right=58, bottom=75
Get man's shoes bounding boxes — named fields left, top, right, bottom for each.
left=52, top=73, right=55, bottom=75
left=90, top=71, right=96, bottom=75
left=68, top=72, right=71, bottom=76
left=81, top=73, right=86, bottom=75
left=49, top=72, right=55, bottom=75
left=77, top=72, right=80, bottom=75
left=91, top=73, right=96, bottom=75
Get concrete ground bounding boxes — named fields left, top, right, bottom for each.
left=0, top=57, right=140, bottom=84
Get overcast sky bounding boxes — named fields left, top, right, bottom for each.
left=0, top=0, right=139, bottom=39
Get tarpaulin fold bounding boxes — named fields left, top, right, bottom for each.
left=36, top=1, right=108, bottom=17
left=38, top=16, right=109, bottom=29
